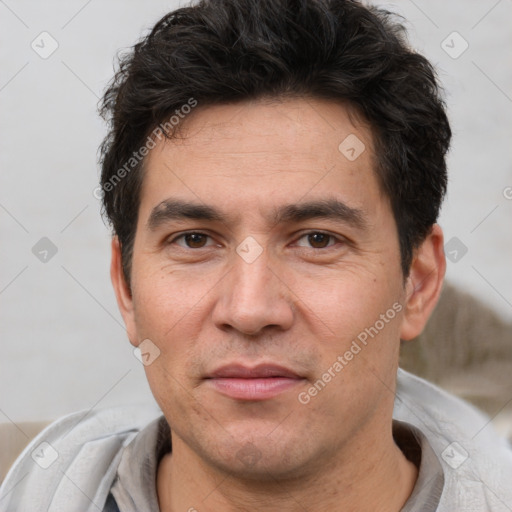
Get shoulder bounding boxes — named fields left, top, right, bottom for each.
left=396, top=368, right=512, bottom=511
left=0, top=404, right=161, bottom=512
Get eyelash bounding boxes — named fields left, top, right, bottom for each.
left=167, top=231, right=344, bottom=250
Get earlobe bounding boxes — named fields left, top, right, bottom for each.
left=400, top=224, right=446, bottom=341
left=110, top=236, right=138, bottom=346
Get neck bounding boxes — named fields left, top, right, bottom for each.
left=157, top=422, right=418, bottom=512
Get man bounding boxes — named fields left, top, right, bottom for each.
left=2, top=0, right=511, bottom=510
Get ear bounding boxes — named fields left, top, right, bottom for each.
left=400, top=224, right=446, bottom=341
left=110, top=236, right=138, bottom=347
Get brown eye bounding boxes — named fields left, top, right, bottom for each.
left=184, top=233, right=208, bottom=248
left=169, top=231, right=220, bottom=251
left=307, top=233, right=332, bottom=248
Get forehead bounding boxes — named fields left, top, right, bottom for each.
left=139, top=97, right=383, bottom=221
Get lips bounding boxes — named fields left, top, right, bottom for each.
left=207, top=363, right=302, bottom=380
left=205, top=363, right=304, bottom=401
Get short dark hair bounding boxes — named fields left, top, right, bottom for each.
left=99, top=0, right=451, bottom=288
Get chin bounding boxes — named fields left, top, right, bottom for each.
left=204, top=433, right=318, bottom=482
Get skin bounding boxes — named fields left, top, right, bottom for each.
left=111, top=97, right=446, bottom=511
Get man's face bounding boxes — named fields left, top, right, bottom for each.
left=120, top=98, right=409, bottom=478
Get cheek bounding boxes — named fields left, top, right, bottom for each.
left=130, top=270, right=211, bottom=405
left=285, top=262, right=401, bottom=335
left=290, top=267, right=405, bottom=394
left=132, top=262, right=212, bottom=338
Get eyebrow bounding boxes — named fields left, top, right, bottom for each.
left=147, top=200, right=223, bottom=231
left=146, top=198, right=367, bottom=231
left=273, top=199, right=366, bottom=229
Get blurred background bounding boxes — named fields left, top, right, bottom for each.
left=1, top=0, right=511, bottom=424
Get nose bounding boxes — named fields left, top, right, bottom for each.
left=212, top=247, right=294, bottom=336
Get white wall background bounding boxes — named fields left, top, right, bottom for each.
left=1, top=0, right=511, bottom=423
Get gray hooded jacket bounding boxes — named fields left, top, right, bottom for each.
left=1, top=369, right=511, bottom=511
